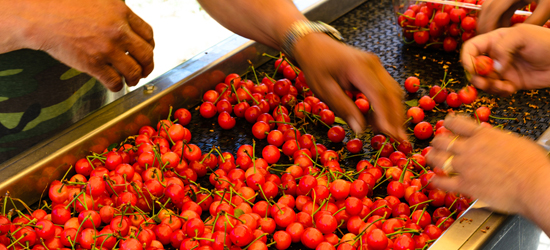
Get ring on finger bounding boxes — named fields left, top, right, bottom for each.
left=446, top=136, right=459, bottom=152
left=442, top=155, right=455, bottom=174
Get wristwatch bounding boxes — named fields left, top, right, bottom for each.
left=281, top=20, right=344, bottom=60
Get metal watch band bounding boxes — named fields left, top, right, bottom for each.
left=281, top=20, right=344, bottom=59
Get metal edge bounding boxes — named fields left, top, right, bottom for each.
left=0, top=0, right=367, bottom=207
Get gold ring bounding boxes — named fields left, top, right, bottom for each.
left=442, top=155, right=455, bottom=174
left=446, top=136, right=459, bottom=152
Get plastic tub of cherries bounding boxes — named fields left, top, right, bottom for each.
left=392, top=0, right=537, bottom=52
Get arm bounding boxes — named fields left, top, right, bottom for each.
left=0, top=0, right=155, bottom=92
left=198, top=0, right=406, bottom=140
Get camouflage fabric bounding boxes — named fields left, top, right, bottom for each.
left=0, top=49, right=108, bottom=163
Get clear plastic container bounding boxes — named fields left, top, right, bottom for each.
left=392, top=0, right=534, bottom=51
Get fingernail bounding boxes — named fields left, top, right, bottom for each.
left=347, top=117, right=363, bottom=134
left=493, top=60, right=502, bottom=73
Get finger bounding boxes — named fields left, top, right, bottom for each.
left=497, top=2, right=527, bottom=28
left=431, top=135, right=467, bottom=154
left=525, top=1, right=550, bottom=25
left=123, top=31, right=155, bottom=78
left=443, top=114, right=482, bottom=137
left=127, top=11, right=155, bottom=48
left=490, top=79, right=518, bottom=95
left=478, top=0, right=516, bottom=33
left=92, top=64, right=124, bottom=92
left=490, top=27, right=525, bottom=75
left=425, top=148, right=453, bottom=169
left=309, top=76, right=367, bottom=133
left=108, top=50, right=143, bottom=87
left=350, top=54, right=407, bottom=140
left=430, top=176, right=463, bottom=193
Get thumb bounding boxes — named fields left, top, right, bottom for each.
left=489, top=27, right=523, bottom=75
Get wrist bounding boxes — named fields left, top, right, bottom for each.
left=280, top=20, right=343, bottom=60
left=518, top=161, right=550, bottom=219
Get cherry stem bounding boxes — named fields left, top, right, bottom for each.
left=224, top=213, right=235, bottom=228
left=9, top=218, right=37, bottom=236
left=6, top=234, right=25, bottom=249
left=437, top=209, right=458, bottom=228
left=196, top=191, right=213, bottom=205
left=333, top=206, right=347, bottom=216
left=489, top=115, right=517, bottom=120
left=268, top=120, right=294, bottom=125
left=373, top=177, right=392, bottom=190
left=416, top=206, right=428, bottom=225
left=353, top=216, right=386, bottom=245
left=362, top=205, right=387, bottom=222
left=225, top=213, right=245, bottom=224
left=230, top=187, right=254, bottom=206
left=409, top=200, right=434, bottom=211
left=267, top=241, right=277, bottom=247
left=213, top=86, right=229, bottom=105
left=230, top=83, right=241, bottom=104
left=64, top=190, right=85, bottom=210
left=385, top=229, right=419, bottom=237
left=256, top=185, right=272, bottom=206
left=193, top=237, right=215, bottom=242
left=247, top=60, right=261, bottom=86
left=60, top=165, right=73, bottom=183
left=398, top=161, right=411, bottom=183
left=242, top=87, right=259, bottom=105
left=200, top=147, right=216, bottom=164
left=103, top=177, right=120, bottom=197
left=243, top=233, right=269, bottom=250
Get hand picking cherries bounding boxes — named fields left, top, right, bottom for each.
left=0, top=53, right=494, bottom=250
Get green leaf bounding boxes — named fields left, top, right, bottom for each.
left=334, top=117, right=347, bottom=125
left=0, top=69, right=23, bottom=77
left=107, top=143, right=118, bottom=152
left=234, top=208, right=245, bottom=218
left=405, top=99, right=418, bottom=107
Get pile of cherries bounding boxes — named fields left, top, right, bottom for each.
left=0, top=55, right=494, bottom=250
left=398, top=0, right=545, bottom=51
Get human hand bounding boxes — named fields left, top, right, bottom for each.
left=425, top=114, right=550, bottom=214
left=461, top=24, right=550, bottom=96
left=12, top=0, right=154, bottom=92
left=478, top=0, right=550, bottom=34
left=293, top=33, right=406, bottom=140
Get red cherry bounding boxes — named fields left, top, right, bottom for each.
left=327, top=126, right=346, bottom=143
left=346, top=138, right=363, bottom=154
left=461, top=16, right=477, bottom=31
left=474, top=55, right=494, bottom=76
left=414, top=122, right=433, bottom=140
left=458, top=86, right=478, bottom=104
left=446, top=92, right=462, bottom=108
left=406, top=107, right=425, bottom=124
left=418, top=96, right=435, bottom=111
left=404, top=76, right=420, bottom=93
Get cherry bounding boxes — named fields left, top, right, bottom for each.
left=415, top=12, right=429, bottom=27
left=252, top=121, right=270, bottom=139
left=274, top=231, right=292, bottom=250
left=393, top=234, right=415, bottom=250
left=327, top=126, right=346, bottom=143
left=316, top=214, right=338, bottom=234
left=475, top=55, right=494, bottom=76
left=462, top=30, right=476, bottom=42
left=346, top=138, right=363, bottom=154
left=406, top=106, right=425, bottom=124
left=414, top=30, right=430, bottom=45
left=446, top=92, right=462, bottom=108
left=458, top=85, right=478, bottom=104
left=200, top=102, right=217, bottom=118
left=450, top=8, right=467, bottom=23
left=461, top=16, right=477, bottom=31
left=174, top=108, right=192, bottom=126
left=274, top=59, right=289, bottom=74
left=355, top=98, right=370, bottom=114
left=404, top=76, right=420, bottom=93
left=203, top=90, right=220, bottom=103
left=234, top=102, right=251, bottom=118
left=274, top=79, right=291, bottom=96
left=320, top=109, right=335, bottom=125
left=418, top=95, right=435, bottom=111
left=475, top=106, right=491, bottom=122
left=301, top=227, right=324, bottom=249
left=449, top=23, right=461, bottom=37
left=225, top=73, right=241, bottom=85
left=330, top=179, right=351, bottom=200
left=273, top=205, right=296, bottom=228
left=443, top=36, right=458, bottom=52
left=230, top=224, right=253, bottom=247
left=414, top=121, right=433, bottom=140
left=434, top=11, right=450, bottom=27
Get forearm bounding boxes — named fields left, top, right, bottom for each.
left=197, top=0, right=307, bottom=50
left=520, top=163, right=550, bottom=236
left=0, top=0, right=33, bottom=53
